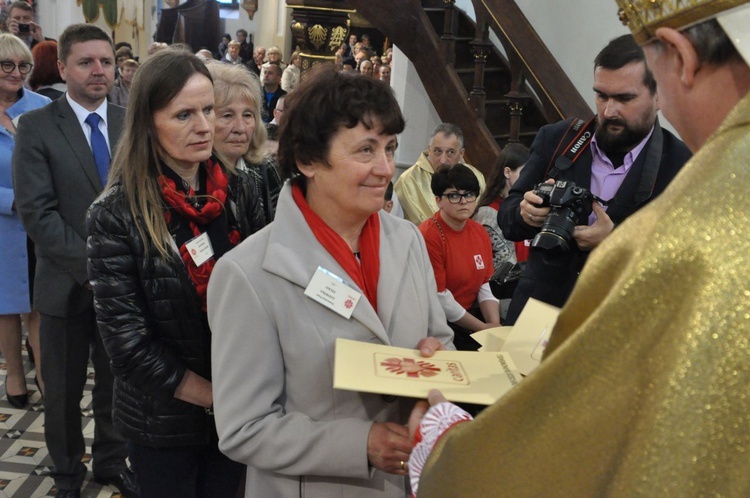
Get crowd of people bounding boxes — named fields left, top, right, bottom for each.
left=1, top=0, right=749, bottom=496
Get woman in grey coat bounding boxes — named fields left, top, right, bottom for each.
left=208, top=67, right=454, bottom=497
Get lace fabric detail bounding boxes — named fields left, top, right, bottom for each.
left=408, top=401, right=473, bottom=496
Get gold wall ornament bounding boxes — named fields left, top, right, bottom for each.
left=241, top=0, right=258, bottom=20
left=308, top=24, right=328, bottom=51
left=288, top=6, right=349, bottom=80
left=615, top=0, right=750, bottom=44
left=329, top=26, right=347, bottom=52
left=291, top=21, right=306, bottom=49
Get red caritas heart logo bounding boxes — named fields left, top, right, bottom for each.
left=380, top=358, right=441, bottom=378
left=344, top=298, right=354, bottom=309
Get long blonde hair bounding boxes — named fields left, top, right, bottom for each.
left=105, top=48, right=214, bottom=258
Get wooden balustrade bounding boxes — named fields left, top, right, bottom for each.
left=286, top=0, right=592, bottom=171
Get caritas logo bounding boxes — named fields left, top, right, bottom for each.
left=380, top=358, right=440, bottom=378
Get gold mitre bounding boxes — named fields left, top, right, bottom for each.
left=616, top=0, right=750, bottom=44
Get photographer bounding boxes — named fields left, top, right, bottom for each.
left=5, top=1, right=52, bottom=49
left=498, top=34, right=691, bottom=324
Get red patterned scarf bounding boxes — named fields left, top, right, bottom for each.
left=158, top=159, right=239, bottom=310
left=292, top=184, right=381, bottom=312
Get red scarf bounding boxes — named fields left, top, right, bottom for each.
left=292, top=184, right=380, bottom=312
left=158, top=158, right=228, bottom=223
left=159, top=159, right=239, bottom=311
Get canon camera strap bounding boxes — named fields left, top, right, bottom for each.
left=545, top=117, right=597, bottom=179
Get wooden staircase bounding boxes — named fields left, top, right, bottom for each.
left=421, top=1, right=548, bottom=149
left=292, top=0, right=594, bottom=175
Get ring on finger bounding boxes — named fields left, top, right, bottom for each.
left=400, top=460, right=405, bottom=471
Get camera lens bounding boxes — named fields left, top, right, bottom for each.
left=531, top=208, right=578, bottom=257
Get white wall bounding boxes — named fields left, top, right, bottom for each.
left=223, top=2, right=293, bottom=59
left=514, top=0, right=630, bottom=115
left=390, top=46, right=441, bottom=178
left=392, top=0, right=675, bottom=150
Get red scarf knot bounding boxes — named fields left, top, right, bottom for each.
left=159, top=158, right=239, bottom=311
left=292, top=184, right=381, bottom=313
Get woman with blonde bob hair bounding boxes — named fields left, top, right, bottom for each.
left=0, top=32, right=51, bottom=408
left=86, top=48, right=264, bottom=497
left=208, top=61, right=282, bottom=222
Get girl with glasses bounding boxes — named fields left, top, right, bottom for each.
left=419, top=164, right=501, bottom=350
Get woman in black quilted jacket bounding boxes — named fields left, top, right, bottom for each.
left=85, top=49, right=265, bottom=498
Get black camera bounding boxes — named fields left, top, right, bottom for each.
left=18, top=23, right=30, bottom=34
left=531, top=180, right=593, bottom=254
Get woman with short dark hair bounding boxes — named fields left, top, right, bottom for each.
left=419, top=164, right=500, bottom=350
left=86, top=49, right=264, bottom=497
left=208, top=67, right=453, bottom=497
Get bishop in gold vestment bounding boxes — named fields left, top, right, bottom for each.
left=418, top=91, right=750, bottom=497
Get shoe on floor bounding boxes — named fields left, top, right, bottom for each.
left=6, top=391, right=28, bottom=409
left=93, top=467, right=140, bottom=498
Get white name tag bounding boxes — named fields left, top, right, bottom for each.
left=304, top=266, right=362, bottom=319
left=185, top=232, right=214, bottom=267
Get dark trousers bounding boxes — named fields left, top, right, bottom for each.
left=127, top=431, right=245, bottom=498
left=40, top=308, right=127, bottom=490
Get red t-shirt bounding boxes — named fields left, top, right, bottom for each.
left=419, top=212, right=495, bottom=309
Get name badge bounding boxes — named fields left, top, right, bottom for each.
left=304, top=266, right=362, bottom=319
left=185, top=232, right=214, bottom=267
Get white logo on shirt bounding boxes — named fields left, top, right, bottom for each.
left=474, top=255, right=485, bottom=270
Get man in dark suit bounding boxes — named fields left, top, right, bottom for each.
left=12, top=24, right=137, bottom=498
left=498, top=34, right=692, bottom=324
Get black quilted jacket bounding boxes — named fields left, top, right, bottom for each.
left=85, top=167, right=265, bottom=447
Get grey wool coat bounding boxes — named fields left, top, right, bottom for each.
left=208, top=182, right=454, bottom=497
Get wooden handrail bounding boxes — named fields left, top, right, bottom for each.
left=473, top=0, right=593, bottom=121
left=352, top=0, right=501, bottom=172
left=287, top=0, right=593, bottom=172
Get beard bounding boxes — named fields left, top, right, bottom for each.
left=595, top=116, right=653, bottom=156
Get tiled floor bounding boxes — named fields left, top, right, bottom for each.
left=0, top=343, right=123, bottom=498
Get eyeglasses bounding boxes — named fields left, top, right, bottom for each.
left=442, top=191, right=477, bottom=204
left=0, top=61, right=33, bottom=75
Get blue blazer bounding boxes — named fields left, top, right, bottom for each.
left=0, top=89, right=50, bottom=313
